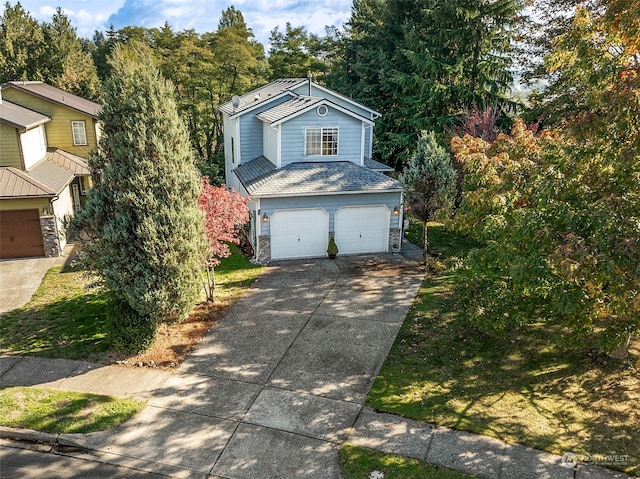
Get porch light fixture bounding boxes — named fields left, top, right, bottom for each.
left=393, top=206, right=400, bottom=216
left=262, top=213, right=269, bottom=223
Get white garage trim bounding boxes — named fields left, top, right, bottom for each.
left=334, top=205, right=390, bottom=255
left=270, top=208, right=329, bottom=260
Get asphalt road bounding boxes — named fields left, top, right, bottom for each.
left=0, top=442, right=170, bottom=479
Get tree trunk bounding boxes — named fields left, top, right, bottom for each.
left=422, top=221, right=429, bottom=264
left=610, top=333, right=631, bottom=360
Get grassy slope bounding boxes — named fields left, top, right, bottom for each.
left=367, top=221, right=639, bottom=475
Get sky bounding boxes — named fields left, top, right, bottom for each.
left=13, top=0, right=353, bottom=47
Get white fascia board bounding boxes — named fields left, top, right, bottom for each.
left=311, top=82, right=382, bottom=119
left=250, top=188, right=402, bottom=199
left=269, top=99, right=374, bottom=128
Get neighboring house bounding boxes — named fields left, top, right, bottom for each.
left=219, top=77, right=402, bottom=262
left=0, top=81, right=100, bottom=259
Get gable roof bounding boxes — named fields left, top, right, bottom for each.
left=255, top=96, right=374, bottom=126
left=219, top=78, right=306, bottom=117
left=235, top=160, right=401, bottom=198
left=219, top=78, right=381, bottom=119
left=2, top=81, right=101, bottom=118
left=0, top=100, right=50, bottom=131
left=0, top=167, right=55, bottom=198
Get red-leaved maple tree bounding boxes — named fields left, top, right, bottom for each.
left=198, top=177, right=250, bottom=300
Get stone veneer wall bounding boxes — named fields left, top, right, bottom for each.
left=40, top=215, right=62, bottom=257
left=256, top=235, right=271, bottom=262
left=389, top=227, right=401, bottom=253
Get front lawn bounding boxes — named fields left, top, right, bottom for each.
left=367, top=221, right=639, bottom=475
left=0, top=386, right=143, bottom=434
left=0, top=244, right=263, bottom=364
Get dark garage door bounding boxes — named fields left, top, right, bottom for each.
left=0, top=210, right=45, bottom=259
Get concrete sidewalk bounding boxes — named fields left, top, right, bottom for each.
left=0, top=242, right=633, bottom=479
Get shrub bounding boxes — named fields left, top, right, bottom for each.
left=106, top=297, right=156, bottom=353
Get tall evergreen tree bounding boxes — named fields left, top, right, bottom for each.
left=0, top=2, right=46, bottom=82
left=334, top=0, right=523, bottom=168
left=82, top=43, right=208, bottom=331
left=42, top=8, right=101, bottom=100
left=268, top=23, right=330, bottom=81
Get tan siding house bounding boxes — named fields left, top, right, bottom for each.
left=0, top=81, right=101, bottom=259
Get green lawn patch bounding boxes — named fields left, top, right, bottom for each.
left=367, top=222, right=639, bottom=475
left=340, top=445, right=477, bottom=479
left=0, top=386, right=143, bottom=434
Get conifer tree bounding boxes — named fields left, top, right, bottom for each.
left=401, top=131, right=457, bottom=263
left=82, top=44, right=208, bottom=338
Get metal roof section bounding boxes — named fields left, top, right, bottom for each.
left=364, top=157, right=395, bottom=172
left=27, top=157, right=76, bottom=195
left=237, top=160, right=402, bottom=198
left=0, top=100, right=50, bottom=131
left=0, top=167, right=55, bottom=198
left=2, top=81, right=101, bottom=118
left=44, top=148, right=90, bottom=176
left=219, top=78, right=307, bottom=116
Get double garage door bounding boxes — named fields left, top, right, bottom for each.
left=270, top=206, right=389, bottom=260
left=0, top=209, right=45, bottom=259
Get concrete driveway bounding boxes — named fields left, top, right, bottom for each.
left=58, top=251, right=425, bottom=478
left=0, top=256, right=60, bottom=314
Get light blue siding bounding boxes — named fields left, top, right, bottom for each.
left=238, top=96, right=291, bottom=163
left=259, top=192, right=401, bottom=236
left=292, top=84, right=375, bottom=120
left=280, top=107, right=362, bottom=167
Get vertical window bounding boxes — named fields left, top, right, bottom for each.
left=71, top=121, right=87, bottom=146
left=231, top=137, right=236, bottom=164
left=305, top=127, right=338, bottom=156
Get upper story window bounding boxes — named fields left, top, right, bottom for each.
left=71, top=121, right=87, bottom=146
left=305, top=127, right=338, bottom=156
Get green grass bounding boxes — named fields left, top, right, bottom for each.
left=340, top=445, right=477, bottom=479
left=0, top=244, right=263, bottom=361
left=367, top=221, right=639, bottom=475
left=0, top=386, right=143, bottom=434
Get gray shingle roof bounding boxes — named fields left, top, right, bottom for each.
left=219, top=78, right=307, bottom=116
left=0, top=167, right=55, bottom=198
left=255, top=96, right=323, bottom=124
left=364, top=157, right=395, bottom=172
left=234, top=155, right=276, bottom=188
left=2, top=81, right=101, bottom=117
left=0, top=100, right=50, bottom=130
left=236, top=160, right=401, bottom=198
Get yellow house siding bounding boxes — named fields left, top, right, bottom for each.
left=2, top=89, right=97, bottom=157
left=0, top=197, right=50, bottom=213
left=0, top=123, right=23, bottom=169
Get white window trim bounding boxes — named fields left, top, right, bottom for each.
left=71, top=121, right=87, bottom=146
left=304, top=127, right=339, bottom=156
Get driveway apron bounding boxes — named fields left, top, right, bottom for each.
left=60, top=252, right=424, bottom=478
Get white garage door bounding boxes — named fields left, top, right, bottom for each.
left=334, top=205, right=390, bottom=255
left=270, top=208, right=329, bottom=260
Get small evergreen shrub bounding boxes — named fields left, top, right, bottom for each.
left=106, top=297, right=156, bottom=353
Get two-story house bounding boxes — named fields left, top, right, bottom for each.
left=219, top=77, right=402, bottom=262
left=0, top=81, right=100, bottom=259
